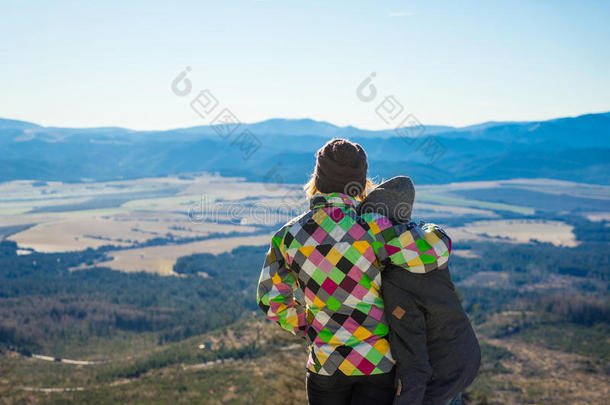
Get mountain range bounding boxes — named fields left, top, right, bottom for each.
left=1, top=112, right=608, bottom=185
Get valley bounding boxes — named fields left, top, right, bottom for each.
left=0, top=173, right=608, bottom=403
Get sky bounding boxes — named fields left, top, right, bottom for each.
left=1, top=0, right=609, bottom=130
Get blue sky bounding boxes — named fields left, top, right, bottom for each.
left=1, top=0, right=609, bottom=130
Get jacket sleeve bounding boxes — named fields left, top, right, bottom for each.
left=362, top=213, right=451, bottom=273
left=256, top=227, right=307, bottom=337
left=383, top=279, right=432, bottom=405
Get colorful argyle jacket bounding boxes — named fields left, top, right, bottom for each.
left=256, top=192, right=451, bottom=376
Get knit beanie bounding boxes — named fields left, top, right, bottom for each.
left=314, top=138, right=368, bottom=197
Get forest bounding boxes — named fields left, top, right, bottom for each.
left=0, top=241, right=268, bottom=354
left=0, top=219, right=609, bottom=403
left=1, top=221, right=608, bottom=357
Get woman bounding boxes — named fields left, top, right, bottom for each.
left=256, top=139, right=450, bottom=405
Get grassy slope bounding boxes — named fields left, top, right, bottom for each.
left=0, top=318, right=308, bottom=405
left=2, top=317, right=609, bottom=405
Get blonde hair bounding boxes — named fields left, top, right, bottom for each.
left=303, top=174, right=376, bottom=202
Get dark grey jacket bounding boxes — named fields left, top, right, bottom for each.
left=360, top=175, right=480, bottom=403
left=382, top=263, right=481, bottom=404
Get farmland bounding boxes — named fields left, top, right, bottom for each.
left=3, top=175, right=608, bottom=266
left=1, top=174, right=298, bottom=273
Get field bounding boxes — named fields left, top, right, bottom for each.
left=99, top=235, right=272, bottom=275
left=1, top=174, right=298, bottom=273
left=1, top=175, right=605, bottom=275
left=4, top=175, right=609, bottom=266
left=449, top=219, right=577, bottom=247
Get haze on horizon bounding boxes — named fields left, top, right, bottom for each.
left=1, top=0, right=609, bottom=131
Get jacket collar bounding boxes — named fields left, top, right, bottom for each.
left=310, top=192, right=359, bottom=210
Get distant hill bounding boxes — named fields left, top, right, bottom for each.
left=0, top=112, right=608, bottom=185
left=0, top=118, right=42, bottom=130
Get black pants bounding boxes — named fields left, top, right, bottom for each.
left=306, top=369, right=395, bottom=405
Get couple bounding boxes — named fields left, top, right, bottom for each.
left=257, top=139, right=480, bottom=405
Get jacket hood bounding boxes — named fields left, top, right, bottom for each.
left=309, top=192, right=359, bottom=210
left=360, top=176, right=415, bottom=223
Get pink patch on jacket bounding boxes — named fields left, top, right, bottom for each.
left=326, top=207, right=346, bottom=222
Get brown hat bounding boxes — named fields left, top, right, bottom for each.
left=314, top=138, right=368, bottom=197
